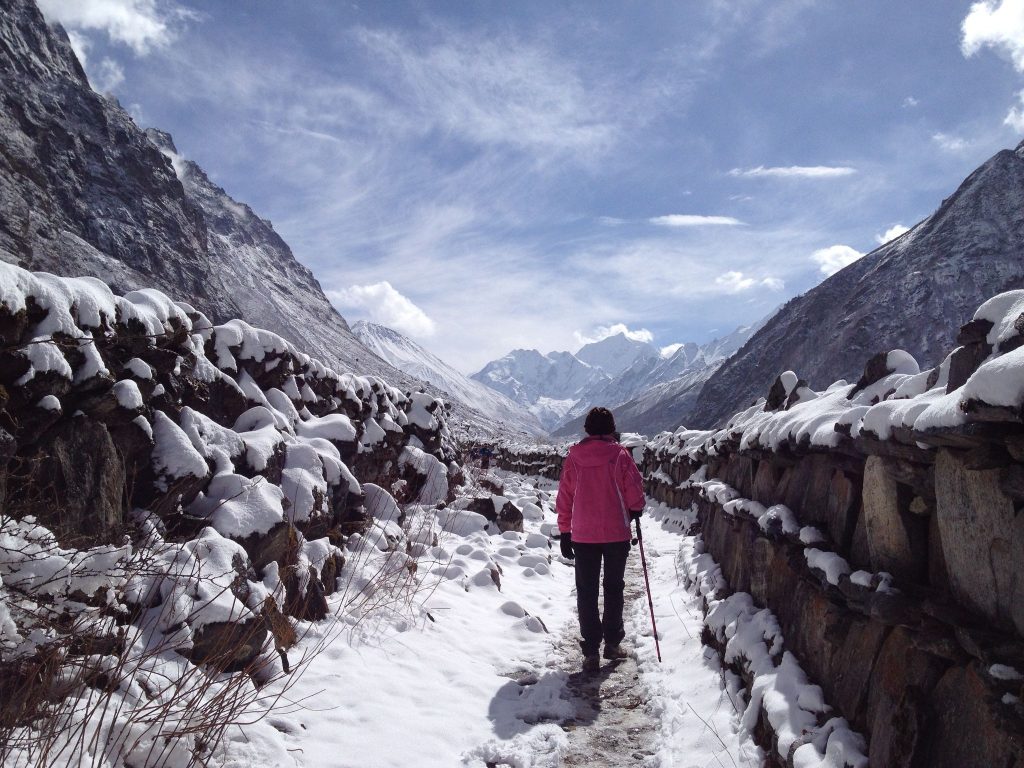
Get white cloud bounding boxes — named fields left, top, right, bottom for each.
left=329, top=281, right=436, bottom=338
left=92, top=57, right=125, bottom=92
left=649, top=214, right=744, bottom=227
left=574, top=323, right=654, bottom=347
left=902, top=96, right=919, bottom=108
left=715, top=271, right=755, bottom=293
left=38, top=0, right=194, bottom=54
left=962, top=0, right=1024, bottom=72
left=961, top=2, right=1024, bottom=130
left=660, top=343, right=684, bottom=358
left=875, top=223, right=910, bottom=244
left=712, top=272, right=784, bottom=293
left=65, top=29, right=91, bottom=65
left=728, top=165, right=857, bottom=179
left=597, top=216, right=627, bottom=226
left=932, top=132, right=970, bottom=152
left=811, top=244, right=864, bottom=276
left=1005, top=89, right=1024, bottom=131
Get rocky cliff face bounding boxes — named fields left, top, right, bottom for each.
left=140, top=129, right=394, bottom=382
left=690, top=142, right=1024, bottom=429
left=0, top=0, right=218, bottom=313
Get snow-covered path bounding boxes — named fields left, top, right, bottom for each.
left=220, top=472, right=760, bottom=768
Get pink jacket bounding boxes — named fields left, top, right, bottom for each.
left=556, top=436, right=646, bottom=543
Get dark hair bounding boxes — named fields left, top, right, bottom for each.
left=584, top=406, right=616, bottom=436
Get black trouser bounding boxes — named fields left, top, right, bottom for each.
left=573, top=540, right=630, bottom=656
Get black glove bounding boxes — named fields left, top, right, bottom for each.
left=629, top=510, right=642, bottom=523
left=559, top=533, right=574, bottom=560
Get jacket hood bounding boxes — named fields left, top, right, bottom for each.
left=568, top=436, right=625, bottom=468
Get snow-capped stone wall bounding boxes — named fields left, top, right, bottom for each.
left=643, top=289, right=1024, bottom=768
left=0, top=264, right=454, bottom=700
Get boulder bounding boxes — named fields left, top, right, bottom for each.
left=825, top=468, right=860, bottom=552
left=189, top=617, right=267, bottom=672
left=466, top=495, right=524, bottom=533
left=283, top=564, right=328, bottom=621
left=851, top=351, right=893, bottom=395
left=6, top=418, right=125, bottom=543
left=947, top=342, right=993, bottom=393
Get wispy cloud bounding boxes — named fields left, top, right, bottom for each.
left=932, top=132, right=971, bottom=152
left=649, top=214, right=744, bottom=227
left=355, top=28, right=618, bottom=158
left=728, top=165, right=857, bottom=179
left=714, top=271, right=783, bottom=293
left=328, top=281, right=437, bottom=338
left=810, top=244, right=864, bottom=276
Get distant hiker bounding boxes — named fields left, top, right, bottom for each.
left=556, top=406, right=645, bottom=672
left=480, top=445, right=494, bottom=470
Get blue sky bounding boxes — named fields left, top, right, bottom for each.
left=40, top=0, right=1024, bottom=372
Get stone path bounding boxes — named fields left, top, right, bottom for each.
left=556, top=556, right=659, bottom=766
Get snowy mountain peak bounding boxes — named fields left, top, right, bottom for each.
left=352, top=321, right=546, bottom=436
left=575, top=332, right=659, bottom=377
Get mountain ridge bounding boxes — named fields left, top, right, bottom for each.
left=352, top=320, right=546, bottom=437
left=688, top=141, right=1024, bottom=429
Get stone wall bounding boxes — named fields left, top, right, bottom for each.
left=493, top=445, right=565, bottom=481
left=642, top=411, right=1024, bottom=767
left=0, top=266, right=456, bottom=689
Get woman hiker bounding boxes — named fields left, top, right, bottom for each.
left=556, top=406, right=646, bottom=672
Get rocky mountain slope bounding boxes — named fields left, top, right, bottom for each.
left=0, top=0, right=394, bottom=383
left=0, top=0, right=518, bottom=438
left=689, top=141, right=1024, bottom=429
left=352, top=321, right=546, bottom=436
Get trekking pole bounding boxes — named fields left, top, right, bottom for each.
left=634, top=518, right=662, bottom=662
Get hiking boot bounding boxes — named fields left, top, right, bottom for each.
left=582, top=654, right=600, bottom=673
left=603, top=644, right=629, bottom=661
